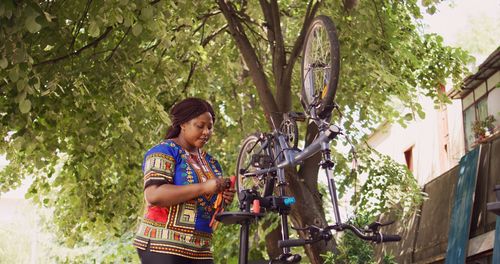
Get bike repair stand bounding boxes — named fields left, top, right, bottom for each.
left=215, top=189, right=297, bottom=264
left=216, top=189, right=264, bottom=264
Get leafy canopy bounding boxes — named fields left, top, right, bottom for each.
left=0, top=0, right=470, bottom=262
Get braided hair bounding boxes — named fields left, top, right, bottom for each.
left=164, top=98, right=216, bottom=139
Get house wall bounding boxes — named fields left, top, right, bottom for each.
left=374, top=135, right=500, bottom=263
left=369, top=54, right=500, bottom=263
left=367, top=93, right=465, bottom=186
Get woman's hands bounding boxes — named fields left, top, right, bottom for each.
left=223, top=188, right=235, bottom=205
left=145, top=177, right=236, bottom=208
left=203, top=177, right=236, bottom=205
left=203, top=178, right=226, bottom=194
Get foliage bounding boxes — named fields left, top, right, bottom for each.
left=0, top=0, right=258, bottom=257
left=484, top=115, right=497, bottom=132
left=473, top=114, right=497, bottom=139
left=354, top=147, right=423, bottom=218
left=0, top=0, right=470, bottom=262
left=322, top=232, right=375, bottom=264
left=456, top=15, right=500, bottom=58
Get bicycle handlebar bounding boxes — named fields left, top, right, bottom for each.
left=277, top=223, right=401, bottom=248
left=376, top=234, right=401, bottom=243
left=278, top=238, right=307, bottom=248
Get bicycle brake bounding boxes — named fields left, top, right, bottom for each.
left=366, top=220, right=396, bottom=232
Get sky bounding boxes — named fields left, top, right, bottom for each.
left=421, top=0, right=500, bottom=62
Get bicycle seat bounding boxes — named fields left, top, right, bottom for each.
left=287, top=111, right=306, bottom=122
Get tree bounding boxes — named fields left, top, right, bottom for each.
left=0, top=0, right=469, bottom=263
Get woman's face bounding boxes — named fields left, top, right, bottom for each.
left=180, top=112, right=214, bottom=150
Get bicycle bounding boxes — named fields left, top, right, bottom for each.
left=215, top=15, right=400, bottom=264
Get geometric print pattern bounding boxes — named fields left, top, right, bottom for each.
left=133, top=140, right=224, bottom=259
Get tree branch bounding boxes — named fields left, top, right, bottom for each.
left=371, top=0, right=386, bottom=38
left=269, top=0, right=287, bottom=112
left=179, top=25, right=228, bottom=93
left=70, top=0, right=93, bottom=51
left=34, top=27, right=113, bottom=67
left=240, top=19, right=269, bottom=44
left=153, top=48, right=167, bottom=73
left=142, top=39, right=161, bottom=53
left=201, top=25, right=228, bottom=46
left=294, top=0, right=322, bottom=195
left=217, top=0, right=279, bottom=122
left=183, top=62, right=197, bottom=93
left=105, top=26, right=131, bottom=62
left=194, top=9, right=222, bottom=34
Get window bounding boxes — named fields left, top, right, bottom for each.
left=462, top=71, right=499, bottom=151
left=464, top=106, right=476, bottom=150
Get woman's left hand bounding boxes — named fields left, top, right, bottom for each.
left=223, top=188, right=236, bottom=205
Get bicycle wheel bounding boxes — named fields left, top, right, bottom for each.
left=301, top=15, right=340, bottom=120
left=235, top=134, right=271, bottom=196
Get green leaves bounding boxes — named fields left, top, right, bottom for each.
left=19, top=99, right=31, bottom=113
left=25, top=12, right=41, bottom=33
left=0, top=0, right=469, bottom=262
left=0, top=57, right=8, bottom=69
left=88, top=21, right=100, bottom=37
left=140, top=6, right=154, bottom=21
left=132, top=23, right=142, bottom=36
left=8, top=65, right=19, bottom=82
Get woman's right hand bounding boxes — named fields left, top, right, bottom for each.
left=203, top=178, right=230, bottom=194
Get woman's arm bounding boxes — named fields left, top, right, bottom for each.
left=144, top=178, right=223, bottom=207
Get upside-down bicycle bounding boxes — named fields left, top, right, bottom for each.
left=216, top=15, right=400, bottom=264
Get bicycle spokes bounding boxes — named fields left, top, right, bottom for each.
left=301, top=15, right=340, bottom=121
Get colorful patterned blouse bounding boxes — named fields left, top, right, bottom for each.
left=133, top=140, right=223, bottom=260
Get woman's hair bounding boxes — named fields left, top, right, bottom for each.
left=164, top=98, right=216, bottom=139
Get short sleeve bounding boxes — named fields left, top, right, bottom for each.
left=143, top=145, right=177, bottom=189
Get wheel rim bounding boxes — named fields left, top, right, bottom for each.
left=236, top=136, right=266, bottom=195
left=303, top=20, right=334, bottom=111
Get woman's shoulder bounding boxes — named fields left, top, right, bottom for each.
left=145, top=139, right=182, bottom=157
left=203, top=151, right=221, bottom=166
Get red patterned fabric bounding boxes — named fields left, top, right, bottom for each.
left=146, top=206, right=168, bottom=223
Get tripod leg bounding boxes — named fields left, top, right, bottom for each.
left=239, top=220, right=250, bottom=264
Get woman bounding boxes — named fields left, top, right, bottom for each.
left=133, top=98, right=235, bottom=264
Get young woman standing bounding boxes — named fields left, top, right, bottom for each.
left=134, top=98, right=235, bottom=264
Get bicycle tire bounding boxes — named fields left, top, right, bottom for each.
left=301, top=15, right=340, bottom=120
left=235, top=134, right=270, bottom=197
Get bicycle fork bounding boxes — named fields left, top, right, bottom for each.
left=320, top=141, right=342, bottom=226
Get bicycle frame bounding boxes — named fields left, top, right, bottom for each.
left=215, top=15, right=400, bottom=264
left=240, top=117, right=343, bottom=255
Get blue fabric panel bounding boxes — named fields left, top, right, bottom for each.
left=493, top=216, right=500, bottom=263
left=445, top=146, right=480, bottom=264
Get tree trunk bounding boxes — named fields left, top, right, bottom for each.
left=217, top=1, right=337, bottom=263
left=265, top=222, right=284, bottom=260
